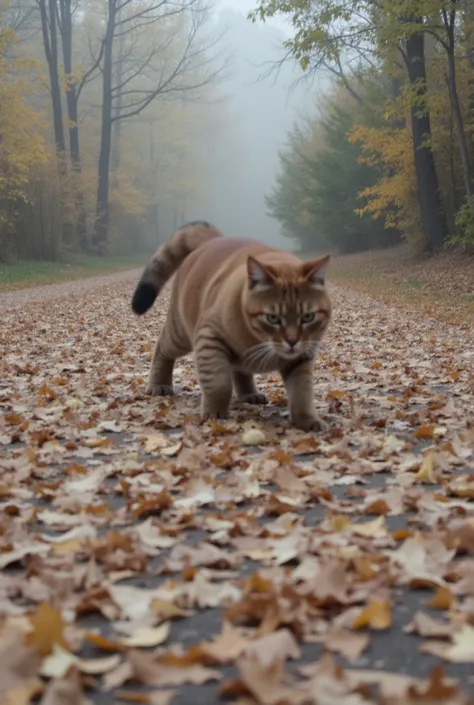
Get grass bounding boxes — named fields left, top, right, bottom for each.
left=0, top=254, right=147, bottom=293
left=328, top=245, right=474, bottom=329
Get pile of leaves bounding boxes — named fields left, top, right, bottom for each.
left=0, top=272, right=473, bottom=705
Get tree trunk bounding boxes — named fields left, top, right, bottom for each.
left=59, top=0, right=88, bottom=250
left=405, top=28, right=448, bottom=251
left=93, top=0, right=116, bottom=251
left=444, top=18, right=473, bottom=199
left=39, top=0, right=73, bottom=246
left=461, top=0, right=474, bottom=149
left=111, top=26, right=125, bottom=174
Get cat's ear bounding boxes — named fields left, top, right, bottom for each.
left=247, top=256, right=277, bottom=290
left=300, top=255, right=330, bottom=287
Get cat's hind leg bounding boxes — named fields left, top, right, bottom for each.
left=147, top=314, right=191, bottom=396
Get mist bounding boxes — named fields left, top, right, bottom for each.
left=189, top=6, right=321, bottom=248
left=0, top=0, right=329, bottom=260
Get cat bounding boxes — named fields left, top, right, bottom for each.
left=132, top=221, right=332, bottom=431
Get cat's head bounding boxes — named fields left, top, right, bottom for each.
left=243, top=255, right=332, bottom=360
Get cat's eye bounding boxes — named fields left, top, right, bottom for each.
left=301, top=312, right=316, bottom=324
left=265, top=313, right=281, bottom=326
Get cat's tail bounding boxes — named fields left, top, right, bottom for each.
left=131, top=220, right=223, bottom=315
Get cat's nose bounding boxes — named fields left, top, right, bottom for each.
left=285, top=330, right=299, bottom=348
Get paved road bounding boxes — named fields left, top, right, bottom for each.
left=0, top=269, right=473, bottom=704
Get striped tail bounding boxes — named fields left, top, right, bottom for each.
left=131, top=221, right=223, bottom=315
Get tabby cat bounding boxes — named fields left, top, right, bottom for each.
left=132, top=221, right=332, bottom=431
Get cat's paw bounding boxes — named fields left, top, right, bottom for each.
left=238, top=392, right=268, bottom=405
left=201, top=409, right=230, bottom=421
left=147, top=384, right=174, bottom=397
left=292, top=414, right=328, bottom=433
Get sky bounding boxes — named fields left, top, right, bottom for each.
left=217, top=0, right=291, bottom=33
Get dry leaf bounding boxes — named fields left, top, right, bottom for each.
left=121, top=622, right=171, bottom=648
left=415, top=453, right=439, bottom=484
left=352, top=600, right=392, bottom=630
left=242, top=429, right=266, bottom=446
left=324, top=627, right=370, bottom=661
left=26, top=604, right=72, bottom=657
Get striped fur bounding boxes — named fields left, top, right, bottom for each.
left=131, top=221, right=223, bottom=315
left=132, top=226, right=332, bottom=431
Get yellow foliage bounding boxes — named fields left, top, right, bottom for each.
left=348, top=123, right=421, bottom=237
left=0, top=30, right=49, bottom=207
left=110, top=169, right=149, bottom=217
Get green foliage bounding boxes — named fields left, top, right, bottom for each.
left=267, top=85, right=401, bottom=253
left=252, top=0, right=474, bottom=253
left=451, top=196, right=474, bottom=247
left=0, top=254, right=147, bottom=291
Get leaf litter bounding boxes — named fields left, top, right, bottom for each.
left=0, top=272, right=473, bottom=703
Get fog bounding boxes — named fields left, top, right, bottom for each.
left=2, top=0, right=331, bottom=259
left=189, top=4, right=323, bottom=248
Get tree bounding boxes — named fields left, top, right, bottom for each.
left=403, top=21, right=449, bottom=251
left=0, top=20, right=49, bottom=258
left=267, top=84, right=401, bottom=253
left=92, top=0, right=227, bottom=251
left=57, top=0, right=102, bottom=247
left=250, top=0, right=450, bottom=250
left=36, top=0, right=67, bottom=172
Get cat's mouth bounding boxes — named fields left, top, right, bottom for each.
left=276, top=345, right=303, bottom=359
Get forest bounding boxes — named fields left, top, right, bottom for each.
left=251, top=0, right=474, bottom=254
left=0, top=0, right=227, bottom=261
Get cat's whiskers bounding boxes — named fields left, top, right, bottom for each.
left=243, top=342, right=277, bottom=371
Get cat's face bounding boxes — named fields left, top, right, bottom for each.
left=243, top=255, right=332, bottom=361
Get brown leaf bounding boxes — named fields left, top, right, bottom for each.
left=236, top=654, right=307, bottom=705
left=324, top=627, right=370, bottom=662
left=39, top=666, right=87, bottom=705
left=244, top=629, right=301, bottom=669
left=426, top=586, right=454, bottom=611
left=404, top=612, right=453, bottom=639
left=0, top=633, right=42, bottom=705
left=105, top=649, right=222, bottom=689
left=26, top=603, right=72, bottom=657
left=198, top=622, right=250, bottom=663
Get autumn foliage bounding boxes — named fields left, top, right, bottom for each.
left=255, top=0, right=474, bottom=253
left=0, top=0, right=224, bottom=261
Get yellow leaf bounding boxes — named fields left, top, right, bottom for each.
left=352, top=600, right=392, bottom=630
left=26, top=603, right=72, bottom=657
left=415, top=453, right=438, bottom=484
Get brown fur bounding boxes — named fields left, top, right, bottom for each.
left=132, top=223, right=332, bottom=431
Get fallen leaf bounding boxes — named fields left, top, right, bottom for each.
left=121, top=622, right=171, bottom=648
left=415, top=453, right=439, bottom=484
left=404, top=612, right=453, bottom=639
left=242, top=429, right=266, bottom=446
left=352, top=600, right=392, bottom=630
left=26, top=603, right=72, bottom=657
left=444, top=625, right=474, bottom=663
left=324, top=627, right=370, bottom=661
left=244, top=629, right=301, bottom=669
left=236, top=654, right=307, bottom=705
left=39, top=666, right=86, bottom=705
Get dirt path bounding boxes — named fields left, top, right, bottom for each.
left=0, top=268, right=142, bottom=310
left=0, top=271, right=473, bottom=704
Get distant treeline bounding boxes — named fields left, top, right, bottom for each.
left=253, top=0, right=474, bottom=254
left=0, top=1, right=225, bottom=262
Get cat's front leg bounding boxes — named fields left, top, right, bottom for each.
left=194, top=329, right=233, bottom=420
left=281, top=358, right=327, bottom=432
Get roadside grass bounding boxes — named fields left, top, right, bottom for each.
left=328, top=245, right=474, bottom=329
left=0, top=254, right=147, bottom=293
